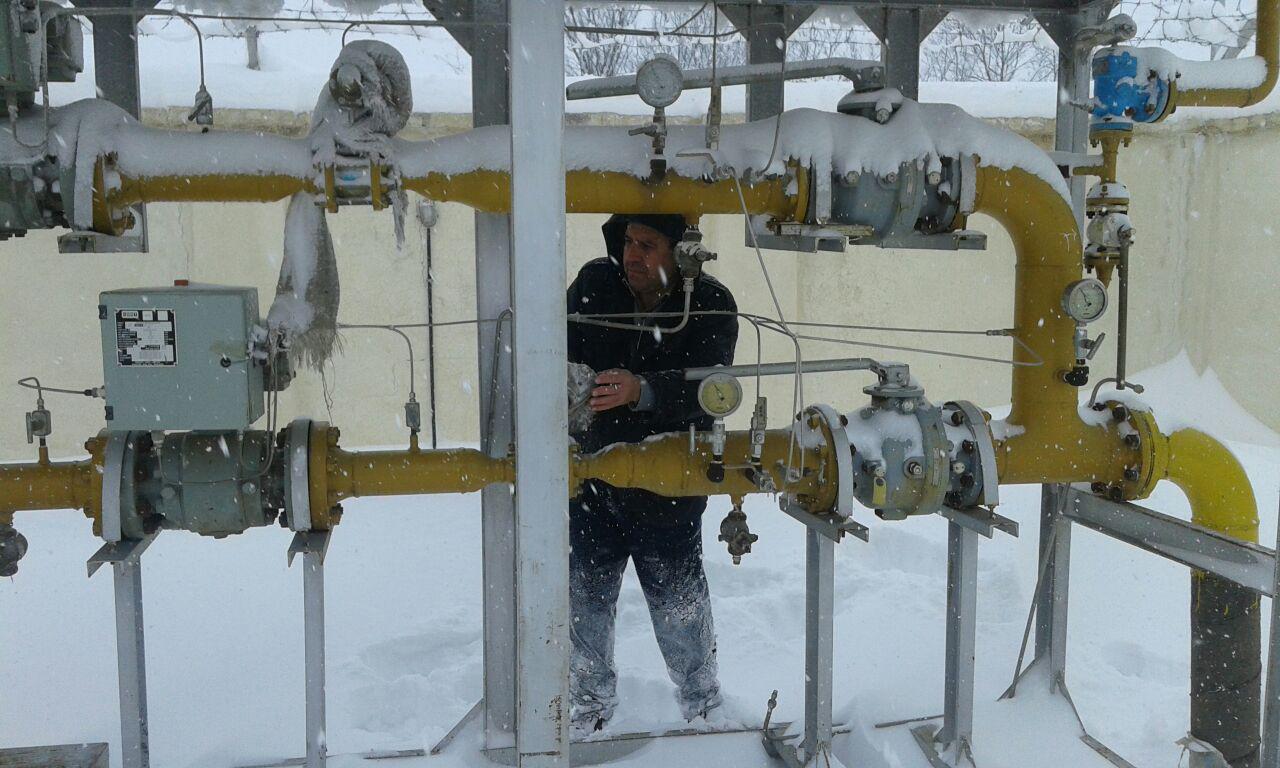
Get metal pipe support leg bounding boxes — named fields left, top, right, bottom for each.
left=938, top=521, right=978, bottom=760
left=803, top=528, right=835, bottom=763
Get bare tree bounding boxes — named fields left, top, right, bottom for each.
left=1121, top=0, right=1256, bottom=59
left=923, top=15, right=1055, bottom=81
left=564, top=6, right=642, bottom=76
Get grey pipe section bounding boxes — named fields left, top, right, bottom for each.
left=567, top=58, right=883, bottom=101
left=685, top=357, right=880, bottom=381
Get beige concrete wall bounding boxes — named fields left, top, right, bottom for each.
left=1, top=112, right=1276, bottom=460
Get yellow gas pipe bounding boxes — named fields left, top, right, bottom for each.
left=102, top=164, right=806, bottom=234
left=1172, top=0, right=1278, bottom=110
left=973, top=164, right=1142, bottom=486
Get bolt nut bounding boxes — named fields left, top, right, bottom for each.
left=1124, top=433, right=1141, bottom=449
left=905, top=459, right=924, bottom=477
left=950, top=410, right=965, bottom=426
left=1123, top=467, right=1139, bottom=482
left=839, top=414, right=849, bottom=427
left=1090, top=481, right=1108, bottom=495
left=927, top=170, right=942, bottom=185
left=860, top=407, right=876, bottom=420
left=843, top=171, right=859, bottom=186
left=899, top=399, right=915, bottom=414
left=1107, top=485, right=1124, bottom=501
left=1111, top=404, right=1130, bottom=423
left=962, top=440, right=977, bottom=453
left=951, top=461, right=967, bottom=475
left=884, top=171, right=898, bottom=184
left=865, top=461, right=886, bottom=478
left=960, top=473, right=975, bottom=489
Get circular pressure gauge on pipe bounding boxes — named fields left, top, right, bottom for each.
left=1062, top=278, right=1109, bottom=324
left=635, top=55, right=683, bottom=109
left=697, top=373, right=743, bottom=418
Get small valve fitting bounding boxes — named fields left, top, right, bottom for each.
left=718, top=503, right=758, bottom=565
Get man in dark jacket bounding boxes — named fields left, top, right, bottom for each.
left=566, top=213, right=739, bottom=734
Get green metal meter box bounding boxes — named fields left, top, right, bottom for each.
left=99, top=285, right=266, bottom=431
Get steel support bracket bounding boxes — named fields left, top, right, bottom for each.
left=288, top=529, right=331, bottom=768
left=938, top=506, right=1019, bottom=539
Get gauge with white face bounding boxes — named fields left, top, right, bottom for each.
left=635, top=55, right=683, bottom=109
left=697, top=373, right=743, bottom=418
left=1062, top=278, right=1109, bottom=323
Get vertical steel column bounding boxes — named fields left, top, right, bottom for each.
left=1052, top=19, right=1091, bottom=227
left=471, top=0, right=517, bottom=747
left=508, top=3, right=569, bottom=766
left=742, top=7, right=786, bottom=121
left=937, top=522, right=978, bottom=753
left=803, top=529, right=835, bottom=762
left=287, top=531, right=331, bottom=768
left=882, top=9, right=922, bottom=101
left=1033, top=484, right=1072, bottom=691
left=1262, top=491, right=1280, bottom=767
left=113, top=556, right=149, bottom=768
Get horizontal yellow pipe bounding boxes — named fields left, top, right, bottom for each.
left=404, top=168, right=803, bottom=219
left=103, top=157, right=804, bottom=230
left=572, top=429, right=830, bottom=507
left=1174, top=0, right=1277, bottom=109
left=326, top=445, right=515, bottom=504
left=0, top=458, right=98, bottom=516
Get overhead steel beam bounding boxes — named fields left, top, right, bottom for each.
left=508, top=1, right=570, bottom=765
left=470, top=0, right=517, bottom=751
left=720, top=5, right=814, bottom=121
left=421, top=0, right=473, bottom=54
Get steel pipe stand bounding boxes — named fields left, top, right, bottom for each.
left=910, top=723, right=976, bottom=768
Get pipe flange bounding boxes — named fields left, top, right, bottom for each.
left=307, top=421, right=337, bottom=531
left=100, top=430, right=148, bottom=542
left=1117, top=404, right=1166, bottom=500
left=915, top=403, right=951, bottom=516
left=945, top=401, right=1000, bottom=507
left=804, top=404, right=854, bottom=519
left=285, top=418, right=313, bottom=532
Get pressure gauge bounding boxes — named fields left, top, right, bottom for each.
left=697, top=373, right=743, bottom=418
left=1062, top=278, right=1109, bottom=323
left=635, top=55, right=683, bottom=109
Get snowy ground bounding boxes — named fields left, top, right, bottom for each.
left=2, top=352, right=1277, bottom=767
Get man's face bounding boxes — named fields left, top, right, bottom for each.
left=621, top=222, right=677, bottom=296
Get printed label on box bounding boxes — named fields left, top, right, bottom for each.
left=116, top=308, right=176, bottom=366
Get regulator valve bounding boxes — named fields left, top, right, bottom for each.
left=718, top=503, right=758, bottom=565
left=674, top=227, right=717, bottom=282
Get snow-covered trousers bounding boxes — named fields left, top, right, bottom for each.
left=569, top=492, right=722, bottom=723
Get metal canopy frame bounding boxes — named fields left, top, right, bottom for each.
left=75, top=2, right=1269, bottom=768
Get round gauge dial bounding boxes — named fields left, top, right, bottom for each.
left=1061, top=278, right=1109, bottom=323
left=635, top=55, right=683, bottom=109
left=697, top=373, right=743, bottom=418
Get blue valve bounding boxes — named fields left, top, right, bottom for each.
left=1091, top=49, right=1170, bottom=130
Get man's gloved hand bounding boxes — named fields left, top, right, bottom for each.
left=591, top=369, right=642, bottom=412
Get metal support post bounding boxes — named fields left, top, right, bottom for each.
left=882, top=9, right=922, bottom=101
left=1034, top=484, right=1071, bottom=691
left=1042, top=15, right=1092, bottom=228
left=803, top=528, right=835, bottom=763
left=289, top=531, right=331, bottom=768
left=509, top=2, right=569, bottom=765
left=74, top=1, right=149, bottom=252
left=472, top=0, right=518, bottom=748
left=937, top=521, right=978, bottom=759
left=88, top=535, right=157, bottom=768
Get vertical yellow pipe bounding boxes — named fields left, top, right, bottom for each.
left=1161, top=428, right=1261, bottom=765
left=974, top=165, right=1137, bottom=484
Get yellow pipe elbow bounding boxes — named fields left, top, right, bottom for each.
left=1162, top=428, right=1259, bottom=542
left=1174, top=0, right=1278, bottom=110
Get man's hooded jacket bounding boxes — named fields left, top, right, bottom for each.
left=567, top=214, right=739, bottom=523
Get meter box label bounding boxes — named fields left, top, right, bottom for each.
left=115, top=309, right=177, bottom=366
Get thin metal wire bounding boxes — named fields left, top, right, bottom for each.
left=17, top=376, right=95, bottom=398
left=336, top=323, right=416, bottom=400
